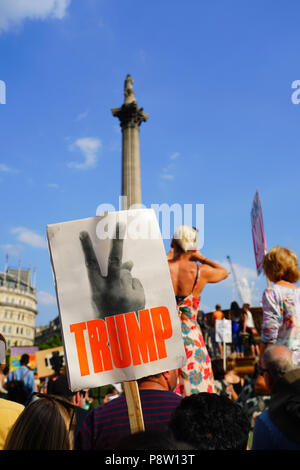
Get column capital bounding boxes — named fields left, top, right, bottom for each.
left=111, top=102, right=149, bottom=130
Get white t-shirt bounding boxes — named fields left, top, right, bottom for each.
left=245, top=310, right=255, bottom=329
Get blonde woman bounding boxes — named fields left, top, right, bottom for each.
left=168, top=226, right=228, bottom=396
left=260, top=246, right=300, bottom=365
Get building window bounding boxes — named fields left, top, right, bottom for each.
left=4, top=311, right=8, bottom=319
left=11, top=298, right=14, bottom=304
left=2, top=325, right=6, bottom=333
left=10, top=312, right=13, bottom=319
left=8, top=326, right=12, bottom=334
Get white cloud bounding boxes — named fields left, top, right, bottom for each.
left=0, top=163, right=15, bottom=172
left=0, top=244, right=23, bottom=257
left=0, top=0, right=71, bottom=33
left=67, top=137, right=102, bottom=170
left=160, top=171, right=174, bottom=180
left=169, top=152, right=180, bottom=160
left=76, top=110, right=89, bottom=121
left=11, top=227, right=47, bottom=249
left=160, top=152, right=180, bottom=181
left=37, top=290, right=57, bottom=306
left=47, top=183, right=59, bottom=189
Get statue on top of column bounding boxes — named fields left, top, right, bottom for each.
left=124, top=74, right=137, bottom=105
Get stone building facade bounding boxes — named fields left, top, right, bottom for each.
left=0, top=269, right=37, bottom=347
left=34, top=316, right=62, bottom=346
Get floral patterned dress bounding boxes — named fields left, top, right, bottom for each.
left=261, top=284, right=300, bottom=365
left=176, top=265, right=215, bottom=396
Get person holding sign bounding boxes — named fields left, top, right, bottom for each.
left=260, top=246, right=300, bottom=365
left=75, top=369, right=181, bottom=450
left=168, top=225, right=228, bottom=396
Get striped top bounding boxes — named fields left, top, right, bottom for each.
left=75, top=389, right=182, bottom=450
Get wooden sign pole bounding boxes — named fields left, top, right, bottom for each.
left=123, top=380, right=145, bottom=434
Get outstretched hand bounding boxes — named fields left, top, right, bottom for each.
left=79, top=222, right=145, bottom=319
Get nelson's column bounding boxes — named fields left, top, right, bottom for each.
left=112, top=75, right=148, bottom=208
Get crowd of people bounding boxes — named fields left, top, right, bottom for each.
left=1, top=229, right=300, bottom=451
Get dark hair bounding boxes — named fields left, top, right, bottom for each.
left=230, top=301, right=240, bottom=311
left=4, top=394, right=75, bottom=450
left=215, top=304, right=221, bottom=310
left=115, top=429, right=195, bottom=450
left=169, top=393, right=250, bottom=450
left=20, top=354, right=29, bottom=366
left=211, top=359, right=225, bottom=380
left=47, top=374, right=74, bottom=401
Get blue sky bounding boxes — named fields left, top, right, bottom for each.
left=0, top=0, right=300, bottom=326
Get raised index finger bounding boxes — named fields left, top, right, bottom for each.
left=79, top=231, right=102, bottom=274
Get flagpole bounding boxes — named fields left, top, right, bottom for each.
left=3, top=253, right=8, bottom=287
left=17, top=256, right=21, bottom=289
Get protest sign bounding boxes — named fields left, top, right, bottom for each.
left=35, top=346, right=64, bottom=378
left=216, top=319, right=232, bottom=370
left=0, top=338, right=5, bottom=365
left=250, top=190, right=267, bottom=276
left=215, top=319, right=232, bottom=344
left=9, top=346, right=38, bottom=372
left=47, top=208, right=187, bottom=392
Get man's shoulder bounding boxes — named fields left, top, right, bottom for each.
left=0, top=397, right=24, bottom=414
left=139, top=389, right=182, bottom=405
left=92, top=389, right=181, bottom=415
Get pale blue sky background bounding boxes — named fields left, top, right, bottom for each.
left=0, top=0, right=300, bottom=325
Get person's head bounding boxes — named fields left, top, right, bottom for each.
left=263, top=246, right=300, bottom=284
left=211, top=359, right=225, bottom=381
left=261, top=344, right=296, bottom=391
left=115, top=429, right=191, bottom=450
left=242, top=303, right=250, bottom=312
left=226, top=356, right=235, bottom=372
left=230, top=301, right=240, bottom=312
left=169, top=393, right=250, bottom=450
left=49, top=373, right=85, bottom=407
left=49, top=352, right=64, bottom=375
left=4, top=394, right=76, bottom=450
left=20, top=354, right=29, bottom=366
left=215, top=304, right=221, bottom=311
left=137, top=369, right=178, bottom=392
left=0, top=333, right=6, bottom=370
left=171, top=225, right=198, bottom=256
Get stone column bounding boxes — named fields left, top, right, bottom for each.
left=112, top=75, right=148, bottom=208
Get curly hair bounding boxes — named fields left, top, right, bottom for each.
left=169, top=393, right=250, bottom=450
left=263, top=246, right=300, bottom=283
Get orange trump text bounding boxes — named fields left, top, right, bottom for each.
left=69, top=306, right=173, bottom=376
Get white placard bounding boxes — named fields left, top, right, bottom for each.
left=215, top=319, right=232, bottom=343
left=0, top=340, right=5, bottom=365
left=47, top=209, right=187, bottom=391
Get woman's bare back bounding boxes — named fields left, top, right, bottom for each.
left=168, top=259, right=202, bottom=297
